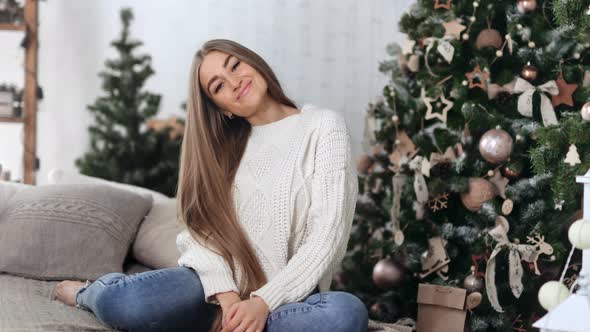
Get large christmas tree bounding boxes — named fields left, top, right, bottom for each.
left=75, top=8, right=183, bottom=197
left=336, top=0, right=590, bottom=331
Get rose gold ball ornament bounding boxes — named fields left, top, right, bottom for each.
left=521, top=62, right=538, bottom=81
left=517, top=0, right=537, bottom=13
left=581, top=101, right=590, bottom=122
left=476, top=29, right=503, bottom=49
left=372, top=258, right=405, bottom=289
left=461, top=178, right=497, bottom=211
left=478, top=129, right=514, bottom=164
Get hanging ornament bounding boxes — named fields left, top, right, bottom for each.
left=516, top=0, right=537, bottom=13
left=372, top=257, right=405, bottom=288
left=356, top=154, right=374, bottom=175
left=407, top=54, right=420, bottom=72
left=464, top=266, right=485, bottom=293
left=513, top=77, right=560, bottom=126
left=461, top=178, right=497, bottom=212
left=551, top=75, right=578, bottom=107
left=502, top=162, right=522, bottom=179
left=537, top=281, right=569, bottom=311
left=410, top=156, right=429, bottom=220
left=434, top=0, right=452, bottom=10
left=525, top=233, right=554, bottom=274
left=488, top=170, right=510, bottom=199
left=478, top=129, right=514, bottom=164
left=580, top=101, right=590, bottom=121
left=421, top=87, right=454, bottom=123
left=476, top=29, right=502, bottom=49
left=370, top=302, right=386, bottom=317
left=583, top=71, right=590, bottom=87
left=442, top=19, right=466, bottom=40
left=419, top=236, right=451, bottom=279
left=390, top=173, right=407, bottom=246
left=564, top=144, right=582, bottom=166
left=389, top=131, right=417, bottom=173
left=428, top=192, right=449, bottom=212
left=520, top=62, right=538, bottom=81
left=465, top=65, right=490, bottom=90
left=502, top=198, right=514, bottom=215
left=466, top=292, right=483, bottom=310
left=429, top=145, right=459, bottom=177
left=401, top=37, right=416, bottom=55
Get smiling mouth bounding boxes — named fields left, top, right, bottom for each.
left=238, top=81, right=251, bottom=100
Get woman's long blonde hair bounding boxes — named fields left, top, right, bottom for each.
left=176, top=39, right=297, bottom=331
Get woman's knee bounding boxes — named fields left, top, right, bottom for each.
left=325, top=291, right=368, bottom=332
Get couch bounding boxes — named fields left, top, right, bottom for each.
left=0, top=168, right=412, bottom=332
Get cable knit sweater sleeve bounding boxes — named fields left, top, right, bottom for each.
left=248, top=111, right=359, bottom=311
left=176, top=229, right=239, bottom=305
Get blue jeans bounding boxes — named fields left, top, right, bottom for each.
left=75, top=266, right=368, bottom=332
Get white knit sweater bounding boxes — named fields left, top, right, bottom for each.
left=175, top=103, right=358, bottom=311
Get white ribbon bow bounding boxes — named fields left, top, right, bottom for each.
left=485, top=217, right=538, bottom=312
left=512, top=77, right=559, bottom=126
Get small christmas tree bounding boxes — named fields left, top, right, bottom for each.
left=76, top=8, right=183, bottom=197
left=336, top=0, right=590, bottom=331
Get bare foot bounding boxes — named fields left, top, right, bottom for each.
left=54, top=280, right=89, bottom=307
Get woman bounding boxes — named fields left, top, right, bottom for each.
left=54, top=38, right=366, bottom=332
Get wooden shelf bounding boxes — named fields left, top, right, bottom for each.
left=0, top=23, right=26, bottom=31
left=0, top=116, right=24, bottom=123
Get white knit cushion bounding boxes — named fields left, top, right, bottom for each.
left=47, top=168, right=184, bottom=269
left=0, top=182, right=33, bottom=214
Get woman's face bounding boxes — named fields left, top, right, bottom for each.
left=198, top=50, right=267, bottom=117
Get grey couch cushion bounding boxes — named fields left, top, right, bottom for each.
left=0, top=184, right=153, bottom=281
left=0, top=260, right=154, bottom=332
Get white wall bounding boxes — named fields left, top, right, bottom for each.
left=0, top=0, right=413, bottom=184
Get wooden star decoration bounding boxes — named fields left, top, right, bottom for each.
left=434, top=0, right=452, bottom=10
left=442, top=19, right=466, bottom=40
left=465, top=65, right=490, bottom=90
left=421, top=87, right=454, bottom=123
left=489, top=170, right=509, bottom=199
left=551, top=75, right=577, bottom=107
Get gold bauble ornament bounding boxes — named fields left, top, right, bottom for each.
left=581, top=101, right=590, bottom=121
left=461, top=178, right=497, bottom=211
left=521, top=62, right=538, bottom=81
left=478, top=129, right=514, bottom=164
left=517, top=0, right=537, bottom=13
left=476, top=29, right=502, bottom=49
left=372, top=258, right=405, bottom=289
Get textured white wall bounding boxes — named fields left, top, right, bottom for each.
left=0, top=0, right=413, bottom=184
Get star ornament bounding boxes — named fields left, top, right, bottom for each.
left=465, top=65, right=490, bottom=90
left=443, top=19, right=466, bottom=40
left=551, top=75, right=577, bottom=107
left=421, top=87, right=454, bottom=123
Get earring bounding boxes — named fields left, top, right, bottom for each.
left=225, top=113, right=234, bottom=119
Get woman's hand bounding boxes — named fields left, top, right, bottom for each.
left=220, top=296, right=270, bottom=332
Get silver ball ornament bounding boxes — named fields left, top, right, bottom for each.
left=463, top=274, right=484, bottom=293
left=479, top=129, right=514, bottom=164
